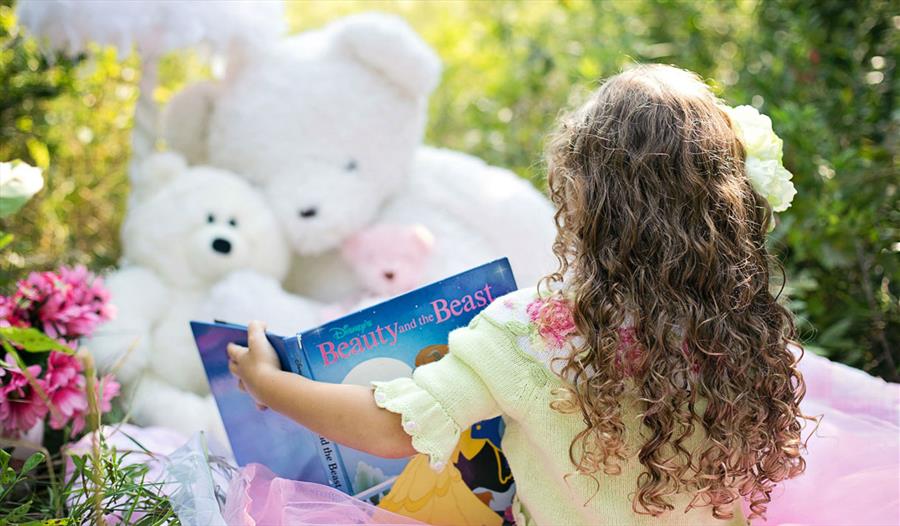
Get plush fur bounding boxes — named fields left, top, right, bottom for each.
left=16, top=0, right=285, bottom=57
left=343, top=224, right=435, bottom=298
left=164, top=12, right=557, bottom=314
left=165, top=13, right=438, bottom=257
left=83, top=153, right=320, bottom=440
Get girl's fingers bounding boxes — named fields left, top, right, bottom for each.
left=227, top=342, right=247, bottom=362
left=247, top=321, right=268, bottom=352
left=256, top=403, right=268, bottom=411
left=238, top=379, right=246, bottom=392
left=228, top=359, right=238, bottom=375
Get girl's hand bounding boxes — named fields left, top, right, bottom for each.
left=224, top=320, right=414, bottom=458
left=227, top=320, right=281, bottom=410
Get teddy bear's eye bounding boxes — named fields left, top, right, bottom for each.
left=207, top=213, right=215, bottom=224
left=344, top=159, right=358, bottom=172
left=228, top=217, right=238, bottom=227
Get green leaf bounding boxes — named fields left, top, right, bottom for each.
left=0, top=196, right=32, bottom=218
left=0, top=449, right=9, bottom=472
left=0, top=232, right=13, bottom=250
left=68, top=455, right=85, bottom=476
left=0, top=466, right=15, bottom=486
left=4, top=500, right=31, bottom=522
left=0, top=327, right=73, bottom=354
left=21, top=452, right=45, bottom=476
left=817, top=317, right=854, bottom=345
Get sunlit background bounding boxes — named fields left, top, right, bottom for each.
left=1, top=0, right=897, bottom=379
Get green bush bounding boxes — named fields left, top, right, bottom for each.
left=1, top=0, right=897, bottom=379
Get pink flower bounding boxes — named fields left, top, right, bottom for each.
left=613, top=329, right=698, bottom=377
left=0, top=348, right=121, bottom=438
left=615, top=327, right=645, bottom=377
left=0, top=354, right=48, bottom=437
left=44, top=350, right=82, bottom=390
left=682, top=341, right=700, bottom=375
left=48, top=380, right=88, bottom=431
left=526, top=297, right=577, bottom=349
left=44, top=352, right=88, bottom=431
left=98, top=375, right=120, bottom=412
left=0, top=295, right=24, bottom=328
left=10, top=265, right=115, bottom=344
left=71, top=375, right=120, bottom=435
left=40, top=351, right=120, bottom=434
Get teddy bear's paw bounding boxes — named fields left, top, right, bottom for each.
left=202, top=270, right=323, bottom=335
left=200, top=270, right=279, bottom=326
left=217, top=270, right=283, bottom=296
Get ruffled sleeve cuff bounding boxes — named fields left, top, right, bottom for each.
left=372, top=377, right=460, bottom=471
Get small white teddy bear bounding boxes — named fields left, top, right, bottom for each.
left=84, top=153, right=320, bottom=440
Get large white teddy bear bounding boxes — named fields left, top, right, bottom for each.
left=164, top=13, right=556, bottom=312
left=84, top=153, right=321, bottom=440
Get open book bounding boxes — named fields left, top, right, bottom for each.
left=191, top=258, right=518, bottom=524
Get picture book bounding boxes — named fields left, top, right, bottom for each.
left=191, top=258, right=519, bottom=525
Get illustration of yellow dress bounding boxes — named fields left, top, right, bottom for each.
left=377, top=344, right=514, bottom=526
left=378, top=429, right=504, bottom=526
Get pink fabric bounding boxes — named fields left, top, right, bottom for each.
left=223, top=352, right=898, bottom=526
left=223, top=463, right=425, bottom=526
left=752, top=351, right=900, bottom=525
left=797, top=350, right=899, bottom=424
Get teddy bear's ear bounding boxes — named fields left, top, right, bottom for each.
left=130, top=152, right=187, bottom=202
left=330, top=13, right=441, bottom=99
left=162, top=80, right=221, bottom=165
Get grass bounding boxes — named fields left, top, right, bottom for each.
left=0, top=352, right=180, bottom=525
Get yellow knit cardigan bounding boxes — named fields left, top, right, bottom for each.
left=374, top=287, right=747, bottom=526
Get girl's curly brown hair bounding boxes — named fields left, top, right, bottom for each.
left=542, top=64, right=811, bottom=520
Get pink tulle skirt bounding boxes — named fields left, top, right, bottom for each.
left=752, top=351, right=900, bottom=526
left=223, top=463, right=425, bottom=526
left=224, top=352, right=899, bottom=526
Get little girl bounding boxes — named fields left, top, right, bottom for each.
left=227, top=65, right=810, bottom=525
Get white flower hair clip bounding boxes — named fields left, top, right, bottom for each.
left=724, top=105, right=797, bottom=213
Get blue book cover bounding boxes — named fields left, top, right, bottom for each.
left=192, top=258, right=517, bottom=522
left=190, top=321, right=330, bottom=486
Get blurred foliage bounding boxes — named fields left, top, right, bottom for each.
left=0, top=0, right=897, bottom=379
left=0, top=0, right=136, bottom=281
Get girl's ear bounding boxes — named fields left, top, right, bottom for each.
left=329, top=13, right=442, bottom=99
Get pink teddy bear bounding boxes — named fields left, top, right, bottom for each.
left=342, top=224, right=435, bottom=298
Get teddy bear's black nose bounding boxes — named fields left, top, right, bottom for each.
left=383, top=271, right=395, bottom=281
left=298, top=207, right=318, bottom=219
left=212, top=238, right=232, bottom=255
